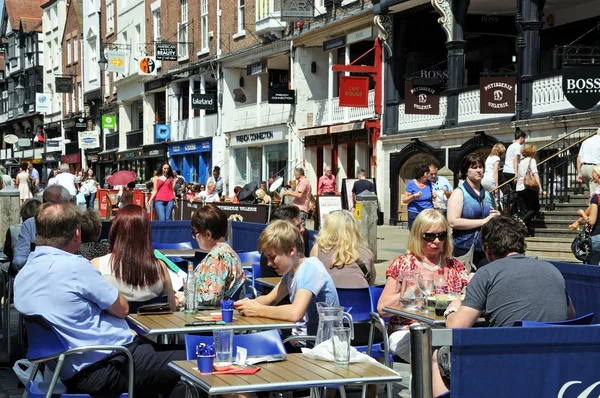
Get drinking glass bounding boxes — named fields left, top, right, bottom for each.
left=418, top=275, right=434, bottom=312
left=213, top=329, right=233, bottom=368
left=332, top=327, right=352, bottom=368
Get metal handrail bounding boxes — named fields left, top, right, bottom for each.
left=496, top=127, right=598, bottom=192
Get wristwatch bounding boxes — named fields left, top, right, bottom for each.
left=443, top=307, right=458, bottom=319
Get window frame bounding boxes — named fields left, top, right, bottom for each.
left=201, top=0, right=209, bottom=51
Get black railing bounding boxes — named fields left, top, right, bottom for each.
left=126, top=129, right=143, bottom=149
left=105, top=133, right=119, bottom=150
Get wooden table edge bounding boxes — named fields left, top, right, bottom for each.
left=382, top=306, right=445, bottom=325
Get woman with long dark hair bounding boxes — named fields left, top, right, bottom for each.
left=80, top=168, right=99, bottom=209
left=91, top=204, right=176, bottom=309
left=402, top=164, right=434, bottom=230
left=147, top=162, right=176, bottom=221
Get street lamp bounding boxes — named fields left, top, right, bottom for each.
left=98, top=52, right=109, bottom=72
left=15, top=76, right=25, bottom=93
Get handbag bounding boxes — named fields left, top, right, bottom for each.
left=571, top=222, right=592, bottom=263
left=456, top=196, right=486, bottom=272
left=137, top=303, right=172, bottom=315
left=76, top=192, right=86, bottom=205
left=523, top=159, right=540, bottom=190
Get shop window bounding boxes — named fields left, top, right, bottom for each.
left=155, top=91, right=166, bottom=123
left=234, top=147, right=247, bottom=187
left=347, top=144, right=356, bottom=179
left=248, top=147, right=262, bottom=183
left=265, top=143, right=287, bottom=181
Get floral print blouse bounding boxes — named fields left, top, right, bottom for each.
left=385, top=253, right=469, bottom=334
left=194, top=242, right=245, bottom=306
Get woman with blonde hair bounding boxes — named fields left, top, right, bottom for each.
left=482, top=143, right=506, bottom=206
left=310, top=210, right=375, bottom=287
left=377, top=209, right=469, bottom=362
left=516, top=144, right=544, bottom=229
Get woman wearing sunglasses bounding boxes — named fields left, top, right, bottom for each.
left=377, top=209, right=469, bottom=362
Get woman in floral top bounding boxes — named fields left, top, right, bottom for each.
left=377, top=209, right=469, bottom=362
left=191, top=205, right=245, bottom=306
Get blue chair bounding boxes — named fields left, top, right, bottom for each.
left=152, top=242, right=193, bottom=250
left=513, top=312, right=595, bottom=327
left=250, top=262, right=263, bottom=296
left=237, top=251, right=261, bottom=264
left=24, top=315, right=132, bottom=397
left=128, top=295, right=170, bottom=314
left=184, top=329, right=286, bottom=359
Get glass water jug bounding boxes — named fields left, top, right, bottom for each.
left=315, top=302, right=354, bottom=346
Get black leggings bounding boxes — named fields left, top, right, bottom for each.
left=517, top=189, right=540, bottom=226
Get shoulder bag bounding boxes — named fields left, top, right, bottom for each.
left=571, top=222, right=592, bottom=263
left=355, top=258, right=371, bottom=282
left=523, top=159, right=540, bottom=190
left=455, top=196, right=486, bottom=272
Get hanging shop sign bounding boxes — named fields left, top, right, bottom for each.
left=480, top=76, right=516, bottom=114
left=562, top=66, right=600, bottom=111
left=107, top=51, right=126, bottom=73
left=268, top=89, right=296, bottom=104
left=102, top=114, right=117, bottom=130
left=191, top=94, right=217, bottom=110
left=230, top=129, right=286, bottom=147
left=35, top=93, right=51, bottom=113
left=404, top=80, right=440, bottom=115
left=155, top=43, right=178, bottom=61
left=280, top=0, right=314, bottom=21
left=247, top=60, right=267, bottom=77
left=18, top=138, right=31, bottom=147
left=154, top=124, right=171, bottom=141
left=339, top=76, right=369, bottom=108
left=78, top=131, right=100, bottom=149
left=75, top=117, right=88, bottom=132
left=55, top=77, right=74, bottom=93
left=138, top=56, right=158, bottom=76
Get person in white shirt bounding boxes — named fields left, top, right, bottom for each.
left=47, top=168, right=59, bottom=186
left=577, top=128, right=600, bottom=196
left=482, top=143, right=506, bottom=208
left=197, top=181, right=220, bottom=203
left=428, top=162, right=453, bottom=215
left=207, top=166, right=225, bottom=196
left=54, top=164, right=79, bottom=199
left=515, top=144, right=544, bottom=228
left=503, top=129, right=527, bottom=188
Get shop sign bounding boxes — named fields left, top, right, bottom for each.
left=99, top=152, right=116, bottom=163
left=102, top=114, right=117, bottom=130
left=107, top=51, right=126, bottom=73
left=169, top=139, right=212, bottom=155
left=323, top=36, right=345, bottom=52
left=298, top=126, right=328, bottom=137
left=155, top=124, right=171, bottom=141
left=55, top=77, right=73, bottom=93
left=143, top=145, right=166, bottom=158
left=62, top=153, right=81, bottom=164
left=138, top=56, right=157, bottom=76
left=268, top=89, right=296, bottom=104
left=230, top=130, right=285, bottom=147
left=337, top=129, right=369, bottom=144
left=118, top=150, right=143, bottom=160
left=43, top=153, right=58, bottom=162
left=330, top=121, right=364, bottom=134
left=35, top=93, right=51, bottom=114
left=404, top=80, right=440, bottom=115
left=480, top=76, right=516, bottom=114
left=346, top=26, right=373, bottom=45
left=78, top=131, right=100, bottom=149
left=46, top=140, right=60, bottom=147
left=144, top=78, right=166, bottom=92
left=155, top=43, right=178, bottom=61
left=562, top=66, right=600, bottom=110
left=91, top=155, right=99, bottom=162
left=75, top=117, right=88, bottom=132
left=211, top=203, right=268, bottom=224
left=269, top=69, right=289, bottom=89
left=304, top=134, right=332, bottom=147
left=191, top=94, right=217, bottom=110
left=339, top=76, right=369, bottom=108
left=281, top=0, right=314, bottom=21
left=247, top=60, right=267, bottom=77
left=18, top=138, right=31, bottom=147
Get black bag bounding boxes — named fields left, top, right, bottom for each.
left=571, top=223, right=592, bottom=263
left=137, top=303, right=172, bottom=315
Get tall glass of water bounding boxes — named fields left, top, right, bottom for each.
left=418, top=275, right=434, bottom=312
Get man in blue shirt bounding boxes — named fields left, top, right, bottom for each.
left=14, top=202, right=185, bottom=397
left=12, top=185, right=72, bottom=271
left=27, top=162, right=40, bottom=192
left=429, top=162, right=453, bottom=216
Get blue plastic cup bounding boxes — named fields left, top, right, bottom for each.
left=221, top=309, right=234, bottom=323
left=197, top=355, right=215, bottom=374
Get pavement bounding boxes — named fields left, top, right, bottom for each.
left=0, top=224, right=412, bottom=398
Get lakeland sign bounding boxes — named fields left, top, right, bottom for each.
left=562, top=66, right=600, bottom=111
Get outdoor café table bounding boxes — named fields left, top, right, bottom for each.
left=383, top=305, right=446, bottom=326
left=127, top=309, right=296, bottom=337
left=256, top=277, right=388, bottom=289
left=168, top=353, right=402, bottom=397
left=158, top=249, right=199, bottom=259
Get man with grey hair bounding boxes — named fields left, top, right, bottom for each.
left=0, top=166, right=12, bottom=188
left=282, top=167, right=312, bottom=225
left=55, top=163, right=79, bottom=198
left=12, top=185, right=73, bottom=271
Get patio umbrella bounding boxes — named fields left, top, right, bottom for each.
left=106, top=170, right=137, bottom=187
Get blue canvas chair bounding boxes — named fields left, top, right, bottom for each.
left=152, top=242, right=193, bottom=264
left=184, top=329, right=286, bottom=359
left=513, top=312, right=594, bottom=327
left=24, top=315, right=132, bottom=398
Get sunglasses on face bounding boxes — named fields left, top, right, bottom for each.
left=192, top=230, right=199, bottom=239
left=422, top=231, right=448, bottom=242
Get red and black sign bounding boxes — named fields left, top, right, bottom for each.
left=339, top=76, right=369, bottom=108
left=480, top=76, right=516, bottom=114
left=404, top=80, right=439, bottom=115
left=562, top=66, right=600, bottom=111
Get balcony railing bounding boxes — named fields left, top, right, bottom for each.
left=395, top=74, right=577, bottom=133
left=105, top=133, right=119, bottom=150
left=311, top=90, right=377, bottom=128
left=126, top=129, right=143, bottom=149
left=232, top=102, right=291, bottom=131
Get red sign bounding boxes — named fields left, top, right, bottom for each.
left=338, top=76, right=369, bottom=108
left=61, top=153, right=81, bottom=164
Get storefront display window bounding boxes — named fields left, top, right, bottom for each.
left=265, top=143, right=288, bottom=180
left=234, top=147, right=247, bottom=187
left=248, top=147, right=262, bottom=182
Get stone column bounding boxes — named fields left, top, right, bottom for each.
left=431, top=0, right=470, bottom=128
left=516, top=0, right=545, bottom=120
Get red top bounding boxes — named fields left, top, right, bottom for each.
left=318, top=174, right=337, bottom=195
left=155, top=178, right=175, bottom=202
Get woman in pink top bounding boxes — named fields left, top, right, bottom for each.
left=147, top=163, right=177, bottom=220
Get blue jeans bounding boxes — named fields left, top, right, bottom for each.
left=589, top=235, right=600, bottom=265
left=86, top=192, right=96, bottom=209
left=407, top=211, right=418, bottom=231
left=155, top=200, right=175, bottom=221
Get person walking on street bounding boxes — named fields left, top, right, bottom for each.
left=352, top=169, right=375, bottom=209
left=503, top=129, right=527, bottom=188
left=402, top=164, right=433, bottom=230
left=515, top=144, right=545, bottom=230
left=16, top=166, right=32, bottom=206
left=429, top=162, right=453, bottom=217
left=80, top=169, right=99, bottom=209
left=577, top=128, right=600, bottom=197
left=27, top=162, right=40, bottom=193
left=147, top=163, right=177, bottom=221
left=282, top=167, right=312, bottom=226
left=482, top=143, right=506, bottom=208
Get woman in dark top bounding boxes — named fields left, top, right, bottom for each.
left=75, top=209, right=109, bottom=260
